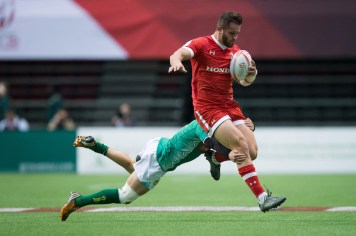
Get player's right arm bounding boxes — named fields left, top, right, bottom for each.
left=168, top=47, right=192, bottom=73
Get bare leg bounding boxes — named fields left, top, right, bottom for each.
left=213, top=119, right=252, bottom=168
left=60, top=171, right=151, bottom=221
left=236, top=124, right=258, bottom=160
left=106, top=148, right=135, bottom=174
left=116, top=171, right=151, bottom=204
left=126, top=171, right=150, bottom=196
left=73, top=136, right=135, bottom=173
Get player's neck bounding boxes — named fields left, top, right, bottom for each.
left=213, top=31, right=221, bottom=43
left=212, top=32, right=227, bottom=50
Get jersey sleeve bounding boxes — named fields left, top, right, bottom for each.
left=182, top=37, right=205, bottom=58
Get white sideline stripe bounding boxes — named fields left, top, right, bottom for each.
left=0, top=208, right=35, bottom=212
left=1, top=206, right=356, bottom=212
left=86, top=206, right=260, bottom=212
left=326, top=207, right=356, bottom=212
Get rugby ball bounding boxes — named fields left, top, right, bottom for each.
left=230, top=50, right=252, bottom=81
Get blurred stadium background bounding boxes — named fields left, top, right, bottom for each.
left=1, top=0, right=356, bottom=174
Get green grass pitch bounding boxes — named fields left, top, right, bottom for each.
left=0, top=173, right=356, bottom=236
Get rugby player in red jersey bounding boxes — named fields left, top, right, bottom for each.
left=169, top=11, right=285, bottom=208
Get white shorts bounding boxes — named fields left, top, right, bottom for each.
left=133, top=137, right=166, bottom=189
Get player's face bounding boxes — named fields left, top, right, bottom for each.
left=221, top=22, right=241, bottom=48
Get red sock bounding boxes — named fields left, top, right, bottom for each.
left=238, top=164, right=265, bottom=198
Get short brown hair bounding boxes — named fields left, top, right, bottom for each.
left=217, top=11, right=243, bottom=28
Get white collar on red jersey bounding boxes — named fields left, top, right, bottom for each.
left=211, top=34, right=227, bottom=50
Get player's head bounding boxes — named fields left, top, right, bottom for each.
left=216, top=11, right=243, bottom=48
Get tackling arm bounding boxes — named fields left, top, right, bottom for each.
left=203, top=118, right=256, bottom=163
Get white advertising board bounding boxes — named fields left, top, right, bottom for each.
left=77, top=127, right=356, bottom=174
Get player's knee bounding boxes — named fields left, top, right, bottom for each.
left=250, top=145, right=258, bottom=160
left=236, top=136, right=255, bottom=162
left=237, top=136, right=249, bottom=153
left=125, top=163, right=135, bottom=174
left=118, top=183, right=139, bottom=204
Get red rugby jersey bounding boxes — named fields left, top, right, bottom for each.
left=183, top=35, right=240, bottom=109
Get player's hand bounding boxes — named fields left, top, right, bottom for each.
left=244, top=118, right=255, bottom=131
left=244, top=60, right=257, bottom=85
left=168, top=64, right=187, bottom=73
left=228, top=150, right=246, bottom=164
left=247, top=60, right=257, bottom=77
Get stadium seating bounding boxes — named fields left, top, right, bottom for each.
left=0, top=60, right=186, bottom=128
left=236, top=59, right=356, bottom=126
left=0, top=59, right=355, bottom=129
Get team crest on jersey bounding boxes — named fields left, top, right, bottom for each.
left=209, top=50, right=215, bottom=55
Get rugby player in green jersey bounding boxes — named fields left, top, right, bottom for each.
left=60, top=119, right=286, bottom=221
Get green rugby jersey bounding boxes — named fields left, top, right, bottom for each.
left=156, top=120, right=208, bottom=171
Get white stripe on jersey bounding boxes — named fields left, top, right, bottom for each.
left=195, top=111, right=211, bottom=132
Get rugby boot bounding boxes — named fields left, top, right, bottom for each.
left=205, top=151, right=221, bottom=181
left=60, top=192, right=81, bottom=221
left=259, top=189, right=286, bottom=213
left=73, top=135, right=96, bottom=148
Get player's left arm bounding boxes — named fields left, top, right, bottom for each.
left=239, top=60, right=258, bottom=87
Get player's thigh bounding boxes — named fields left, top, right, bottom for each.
left=213, top=119, right=247, bottom=151
left=133, top=137, right=165, bottom=190
left=126, top=171, right=150, bottom=196
left=236, top=124, right=258, bottom=160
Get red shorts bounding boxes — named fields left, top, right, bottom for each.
left=194, top=101, right=246, bottom=136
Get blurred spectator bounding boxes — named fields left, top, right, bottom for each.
left=0, top=81, right=10, bottom=120
left=47, top=108, right=75, bottom=131
left=111, top=103, right=134, bottom=127
left=0, top=109, right=30, bottom=132
left=47, top=85, right=63, bottom=121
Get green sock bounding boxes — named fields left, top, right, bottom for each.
left=90, top=142, right=109, bottom=155
left=75, top=189, right=120, bottom=207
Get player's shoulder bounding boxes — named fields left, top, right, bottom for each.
left=180, top=120, right=202, bottom=135
left=191, top=120, right=208, bottom=141
left=185, top=35, right=212, bottom=47
left=195, top=35, right=214, bottom=45
left=195, top=35, right=212, bottom=41
left=182, top=120, right=199, bottom=130
left=230, top=44, right=241, bottom=53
